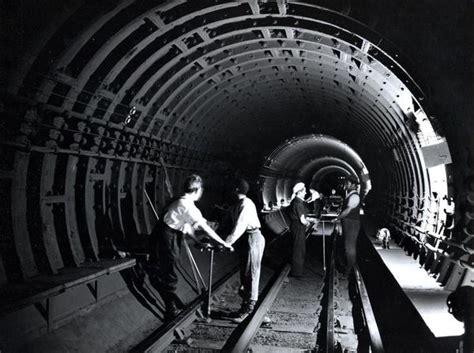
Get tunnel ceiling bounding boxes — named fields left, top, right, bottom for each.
left=3, top=0, right=463, bottom=218
left=8, top=0, right=437, bottom=164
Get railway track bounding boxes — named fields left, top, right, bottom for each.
left=132, top=226, right=384, bottom=353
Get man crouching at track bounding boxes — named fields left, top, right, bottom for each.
left=224, top=178, right=266, bottom=323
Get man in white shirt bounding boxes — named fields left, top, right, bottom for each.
left=225, top=178, right=265, bottom=323
left=153, top=174, right=231, bottom=320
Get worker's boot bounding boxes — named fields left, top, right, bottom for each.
left=164, top=299, right=181, bottom=322
left=238, top=285, right=245, bottom=299
left=232, top=300, right=256, bottom=323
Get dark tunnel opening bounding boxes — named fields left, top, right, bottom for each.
left=1, top=1, right=473, bottom=352
left=259, top=135, right=373, bottom=210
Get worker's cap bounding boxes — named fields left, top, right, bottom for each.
left=343, top=175, right=360, bottom=185
left=233, top=178, right=249, bottom=195
left=292, top=182, right=306, bottom=194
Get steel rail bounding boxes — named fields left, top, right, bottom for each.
left=130, top=266, right=239, bottom=353
left=354, top=264, right=385, bottom=353
left=221, top=263, right=291, bottom=353
left=133, top=226, right=290, bottom=353
left=325, top=228, right=338, bottom=353
left=221, top=228, right=341, bottom=353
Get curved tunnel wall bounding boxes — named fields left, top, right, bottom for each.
left=1, top=0, right=474, bottom=350
left=2, top=0, right=471, bottom=293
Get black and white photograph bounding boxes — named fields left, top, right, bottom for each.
left=1, top=1, right=473, bottom=352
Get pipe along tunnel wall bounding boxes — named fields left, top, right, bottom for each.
left=1, top=0, right=473, bottom=351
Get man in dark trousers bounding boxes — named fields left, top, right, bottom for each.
left=224, top=178, right=266, bottom=323
left=152, top=174, right=232, bottom=320
left=288, top=182, right=318, bottom=277
left=332, top=175, right=361, bottom=275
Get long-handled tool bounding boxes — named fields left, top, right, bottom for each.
left=195, top=241, right=229, bottom=321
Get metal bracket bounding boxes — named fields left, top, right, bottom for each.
left=34, top=297, right=54, bottom=331
left=87, top=280, right=99, bottom=302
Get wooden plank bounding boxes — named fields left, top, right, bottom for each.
left=159, top=156, right=174, bottom=198
left=64, top=155, right=85, bottom=266
left=84, top=157, right=100, bottom=260
left=33, top=259, right=136, bottom=288
left=12, top=152, right=38, bottom=278
left=0, top=259, right=136, bottom=315
left=40, top=154, right=64, bottom=273
left=1, top=282, right=52, bottom=312
left=167, top=167, right=176, bottom=197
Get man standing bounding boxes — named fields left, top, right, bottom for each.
left=153, top=174, right=232, bottom=320
left=333, top=175, right=361, bottom=275
left=289, top=182, right=318, bottom=277
left=225, top=178, right=265, bottom=323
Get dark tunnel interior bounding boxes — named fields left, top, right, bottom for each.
left=0, top=0, right=473, bottom=352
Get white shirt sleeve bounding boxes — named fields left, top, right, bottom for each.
left=347, top=194, right=360, bottom=208
left=227, top=198, right=261, bottom=244
left=186, top=203, right=206, bottom=228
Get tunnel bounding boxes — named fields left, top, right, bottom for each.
left=1, top=0, right=473, bottom=352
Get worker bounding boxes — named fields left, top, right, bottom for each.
left=332, top=175, right=361, bottom=275
left=306, top=188, right=322, bottom=217
left=289, top=182, right=318, bottom=277
left=151, top=174, right=232, bottom=321
left=225, top=178, right=265, bottom=323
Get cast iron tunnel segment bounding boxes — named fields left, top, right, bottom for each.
left=2, top=0, right=456, bottom=295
